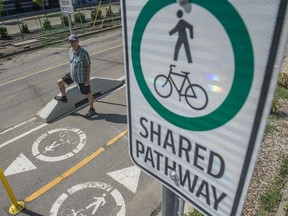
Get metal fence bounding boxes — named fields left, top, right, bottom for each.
left=0, top=2, right=121, bottom=45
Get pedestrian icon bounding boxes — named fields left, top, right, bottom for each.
left=63, top=193, right=107, bottom=215
left=85, top=194, right=107, bottom=215
left=169, top=10, right=193, bottom=63
left=51, top=181, right=126, bottom=216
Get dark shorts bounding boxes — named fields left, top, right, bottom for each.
left=62, top=73, right=91, bottom=95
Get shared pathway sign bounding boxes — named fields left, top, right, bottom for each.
left=122, top=0, right=288, bottom=215
left=59, top=0, right=74, bottom=14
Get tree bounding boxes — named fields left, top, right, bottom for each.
left=32, top=0, right=45, bottom=10
left=0, top=0, right=4, bottom=17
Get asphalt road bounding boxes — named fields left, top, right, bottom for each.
left=0, top=28, right=162, bottom=216
left=0, top=28, right=123, bottom=131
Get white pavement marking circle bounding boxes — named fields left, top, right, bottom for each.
left=49, top=181, right=126, bottom=216
left=32, top=128, right=86, bottom=162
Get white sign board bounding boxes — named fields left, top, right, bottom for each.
left=122, top=0, right=288, bottom=215
left=60, top=0, right=74, bottom=14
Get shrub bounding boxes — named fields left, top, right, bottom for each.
left=275, top=86, right=288, bottom=100
left=74, top=12, right=86, bottom=23
left=43, top=19, right=52, bottom=29
left=20, top=22, right=29, bottom=33
left=271, top=96, right=281, bottom=114
left=186, top=210, right=203, bottom=216
left=60, top=15, right=69, bottom=26
left=259, top=187, right=282, bottom=212
left=278, top=72, right=288, bottom=89
left=91, top=8, right=102, bottom=21
left=0, top=26, right=8, bottom=37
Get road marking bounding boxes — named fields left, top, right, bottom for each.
left=107, top=130, right=128, bottom=146
left=107, top=166, right=141, bottom=194
left=25, top=129, right=128, bottom=202
left=32, top=128, right=87, bottom=162
left=4, top=153, right=37, bottom=176
left=50, top=182, right=126, bottom=216
left=0, top=117, right=36, bottom=135
left=0, top=44, right=122, bottom=88
left=0, top=80, right=125, bottom=150
left=0, top=123, right=48, bottom=149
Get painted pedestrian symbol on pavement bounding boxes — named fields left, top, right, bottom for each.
left=50, top=181, right=125, bottom=216
left=32, top=128, right=86, bottom=162
left=85, top=194, right=106, bottom=215
left=64, top=194, right=107, bottom=216
left=169, top=10, right=193, bottom=63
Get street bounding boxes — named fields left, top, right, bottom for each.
left=0, top=28, right=162, bottom=216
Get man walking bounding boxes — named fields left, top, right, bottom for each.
left=54, top=34, right=96, bottom=118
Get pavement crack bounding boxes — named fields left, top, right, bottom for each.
left=26, top=82, right=45, bottom=107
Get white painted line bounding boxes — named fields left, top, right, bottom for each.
left=0, top=123, right=48, bottom=149
left=0, top=117, right=37, bottom=135
left=4, top=153, right=37, bottom=176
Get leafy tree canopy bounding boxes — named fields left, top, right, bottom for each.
left=0, top=0, right=4, bottom=15
left=32, top=0, right=44, bottom=9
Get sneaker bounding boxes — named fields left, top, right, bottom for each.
left=85, top=108, right=97, bottom=118
left=54, top=96, right=68, bottom=103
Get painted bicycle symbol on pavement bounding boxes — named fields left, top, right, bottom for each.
left=32, top=127, right=86, bottom=162
left=154, top=64, right=208, bottom=110
left=43, top=131, right=78, bottom=153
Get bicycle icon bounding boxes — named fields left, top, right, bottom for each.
left=154, top=64, right=208, bottom=110
left=43, top=131, right=78, bottom=153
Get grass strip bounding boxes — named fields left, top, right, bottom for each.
left=259, top=155, right=288, bottom=215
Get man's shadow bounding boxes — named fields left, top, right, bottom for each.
left=72, top=112, right=127, bottom=124
left=73, top=101, right=127, bottom=123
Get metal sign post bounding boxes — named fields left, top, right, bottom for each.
left=162, top=186, right=185, bottom=216
left=162, top=186, right=179, bottom=216
left=67, top=14, right=72, bottom=34
left=162, top=171, right=185, bottom=216
left=122, top=0, right=288, bottom=215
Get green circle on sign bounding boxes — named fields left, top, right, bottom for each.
left=131, top=0, right=254, bottom=131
